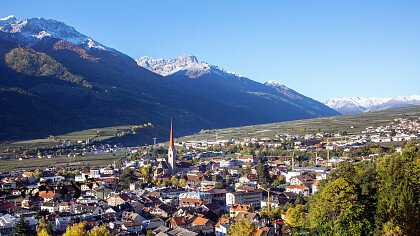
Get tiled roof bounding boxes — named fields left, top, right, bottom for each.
left=192, top=217, right=210, bottom=226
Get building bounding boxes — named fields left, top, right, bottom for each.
left=168, top=118, right=176, bottom=174
left=226, top=190, right=262, bottom=208
left=285, top=185, right=310, bottom=197
left=154, top=119, right=177, bottom=177
left=178, top=192, right=212, bottom=207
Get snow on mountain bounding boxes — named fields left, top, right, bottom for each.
left=137, top=55, right=243, bottom=78
left=324, top=95, right=420, bottom=114
left=0, top=15, right=109, bottom=51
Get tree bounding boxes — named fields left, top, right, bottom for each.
left=215, top=182, right=223, bottom=189
left=121, top=168, right=137, bottom=187
left=140, top=166, right=150, bottom=176
left=307, top=178, right=371, bottom=235
left=375, top=143, right=420, bottom=235
left=256, top=163, right=269, bottom=185
left=170, top=176, right=179, bottom=187
left=36, top=217, right=52, bottom=236
left=88, top=225, right=111, bottom=236
left=38, top=229, right=50, bottom=236
left=178, top=179, right=186, bottom=187
left=271, top=179, right=281, bottom=187
left=63, top=222, right=88, bottom=236
left=146, top=230, right=154, bottom=236
left=228, top=218, right=256, bottom=236
left=12, top=217, right=30, bottom=236
left=260, top=206, right=282, bottom=220
left=285, top=204, right=306, bottom=229
left=381, top=221, right=404, bottom=236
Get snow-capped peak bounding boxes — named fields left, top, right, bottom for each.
left=0, top=15, right=109, bottom=51
left=324, top=95, right=420, bottom=114
left=136, top=55, right=243, bottom=78
left=85, top=38, right=105, bottom=50
left=0, top=15, right=15, bottom=21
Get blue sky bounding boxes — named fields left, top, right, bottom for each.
left=1, top=1, right=419, bottom=101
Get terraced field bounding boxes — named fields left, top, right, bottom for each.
left=178, top=106, right=420, bottom=141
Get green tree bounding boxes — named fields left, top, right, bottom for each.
left=307, top=178, right=371, bottom=235
left=228, top=218, right=256, bottom=236
left=256, top=163, right=269, bottom=185
left=381, top=221, right=404, bottom=236
left=146, top=230, right=154, bottom=236
left=215, top=182, right=223, bottom=189
left=12, top=217, right=30, bottom=236
left=121, top=168, right=137, bottom=187
left=375, top=143, right=420, bottom=235
left=285, top=204, right=306, bottom=229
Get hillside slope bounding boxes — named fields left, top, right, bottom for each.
left=1, top=16, right=337, bottom=143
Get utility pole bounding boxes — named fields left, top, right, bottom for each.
left=291, top=151, right=295, bottom=171
left=259, top=186, right=271, bottom=212
left=326, top=138, right=330, bottom=162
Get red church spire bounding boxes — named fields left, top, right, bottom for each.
left=169, top=118, right=174, bottom=148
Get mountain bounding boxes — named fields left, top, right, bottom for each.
left=137, top=55, right=338, bottom=122
left=324, top=95, right=420, bottom=114
left=0, top=15, right=337, bottom=143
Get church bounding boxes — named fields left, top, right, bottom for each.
left=154, top=119, right=177, bottom=178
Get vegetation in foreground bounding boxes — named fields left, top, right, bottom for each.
left=277, top=142, right=418, bottom=236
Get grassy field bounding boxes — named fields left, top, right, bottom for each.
left=178, top=106, right=420, bottom=141
left=0, top=125, right=135, bottom=153
left=0, top=153, right=124, bottom=172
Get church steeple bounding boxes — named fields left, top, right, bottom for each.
left=169, top=118, right=174, bottom=149
left=168, top=118, right=176, bottom=174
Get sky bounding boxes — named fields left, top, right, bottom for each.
left=1, top=0, right=419, bottom=101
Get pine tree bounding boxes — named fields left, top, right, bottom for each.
left=12, top=217, right=30, bottom=236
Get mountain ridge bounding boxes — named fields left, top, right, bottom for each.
left=324, top=95, right=420, bottom=114
left=0, top=15, right=338, bottom=143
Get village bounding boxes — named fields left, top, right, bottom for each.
left=0, top=116, right=419, bottom=236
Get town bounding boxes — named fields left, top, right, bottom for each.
left=0, top=116, right=419, bottom=236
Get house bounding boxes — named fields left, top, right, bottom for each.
left=178, top=192, right=212, bottom=207
left=192, top=217, right=213, bottom=227
left=285, top=185, right=310, bottom=197
left=161, top=226, right=199, bottom=236
left=38, top=191, right=60, bottom=202
left=226, top=190, right=262, bottom=208
left=229, top=204, right=252, bottom=218
left=122, top=211, right=146, bottom=222
left=254, top=226, right=275, bottom=236
left=260, top=193, right=296, bottom=208
left=205, top=188, right=227, bottom=204
left=150, top=204, right=172, bottom=218
left=169, top=216, right=188, bottom=229
left=215, top=217, right=231, bottom=236
left=41, top=202, right=58, bottom=213
left=121, top=221, right=142, bottom=234
left=142, top=218, right=165, bottom=231
left=107, top=193, right=130, bottom=206
left=94, top=186, right=113, bottom=200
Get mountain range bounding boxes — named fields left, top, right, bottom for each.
left=0, top=15, right=337, bottom=143
left=324, top=95, right=420, bottom=114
